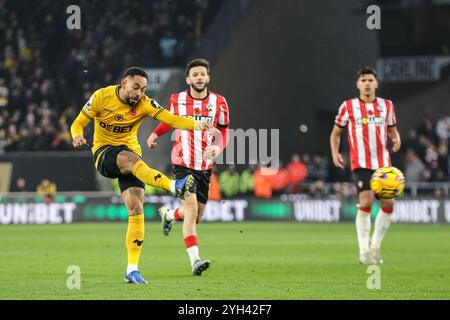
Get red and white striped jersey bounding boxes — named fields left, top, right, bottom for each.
left=334, top=97, right=397, bottom=171
left=168, top=90, right=229, bottom=171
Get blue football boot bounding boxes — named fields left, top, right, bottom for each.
left=124, top=270, right=148, bottom=284
left=174, top=175, right=195, bottom=200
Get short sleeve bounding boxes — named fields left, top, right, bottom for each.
left=81, top=89, right=102, bottom=120
left=168, top=95, right=176, bottom=113
left=218, top=97, right=230, bottom=127
left=334, top=102, right=348, bottom=127
left=387, top=100, right=397, bottom=127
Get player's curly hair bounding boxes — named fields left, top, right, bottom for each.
left=186, top=59, right=210, bottom=77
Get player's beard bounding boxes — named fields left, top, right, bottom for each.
left=191, top=83, right=207, bottom=94
left=125, top=95, right=140, bottom=106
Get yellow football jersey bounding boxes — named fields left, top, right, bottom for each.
left=71, top=85, right=195, bottom=167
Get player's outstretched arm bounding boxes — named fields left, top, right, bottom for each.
left=70, top=111, right=91, bottom=149
left=153, top=107, right=210, bottom=131
left=388, top=126, right=401, bottom=152
left=330, top=125, right=345, bottom=169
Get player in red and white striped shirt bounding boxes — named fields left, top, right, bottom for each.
left=147, top=59, right=230, bottom=275
left=330, top=67, right=401, bottom=265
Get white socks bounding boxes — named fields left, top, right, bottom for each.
left=170, top=181, right=176, bottom=193
left=127, top=264, right=138, bottom=274
left=166, top=209, right=176, bottom=221
left=371, top=209, right=392, bottom=250
left=356, top=210, right=371, bottom=255
left=187, top=246, right=200, bottom=267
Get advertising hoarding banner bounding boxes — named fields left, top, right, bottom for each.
left=0, top=195, right=449, bottom=225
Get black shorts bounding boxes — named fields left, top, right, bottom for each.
left=94, top=145, right=145, bottom=193
left=173, top=165, right=211, bottom=204
left=351, top=168, right=375, bottom=194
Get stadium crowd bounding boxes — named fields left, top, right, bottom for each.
left=0, top=0, right=217, bottom=152
left=0, top=0, right=449, bottom=192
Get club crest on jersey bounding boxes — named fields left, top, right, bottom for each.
left=206, top=103, right=213, bottom=111
left=194, top=108, right=201, bottom=115
left=115, top=114, right=124, bottom=122
left=83, top=95, right=94, bottom=112
left=151, top=100, right=162, bottom=109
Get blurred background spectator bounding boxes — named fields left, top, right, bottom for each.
left=239, top=164, right=255, bottom=196
left=405, top=148, right=427, bottom=182
left=36, top=178, right=57, bottom=203
left=208, top=166, right=221, bottom=201
left=219, top=165, right=240, bottom=197
left=0, top=0, right=218, bottom=153
left=271, top=161, right=289, bottom=196
left=286, top=154, right=307, bottom=193
left=253, top=164, right=272, bottom=198
left=11, top=177, right=28, bottom=192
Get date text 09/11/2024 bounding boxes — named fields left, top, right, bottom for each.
left=178, top=304, right=272, bottom=317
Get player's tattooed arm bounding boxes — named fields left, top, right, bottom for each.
left=153, top=107, right=210, bottom=131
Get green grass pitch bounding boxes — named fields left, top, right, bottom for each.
left=0, top=222, right=449, bottom=299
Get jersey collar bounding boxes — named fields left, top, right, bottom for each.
left=358, top=96, right=378, bottom=104
left=187, top=89, right=209, bottom=101
left=115, top=85, right=128, bottom=105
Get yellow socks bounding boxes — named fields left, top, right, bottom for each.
left=126, top=214, right=145, bottom=271
left=131, top=160, right=173, bottom=192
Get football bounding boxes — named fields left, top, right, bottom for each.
left=370, top=167, right=406, bottom=199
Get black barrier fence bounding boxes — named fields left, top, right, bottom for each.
left=0, top=152, right=97, bottom=192
left=0, top=194, right=449, bottom=225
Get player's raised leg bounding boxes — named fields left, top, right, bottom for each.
left=158, top=206, right=184, bottom=236
left=122, top=187, right=148, bottom=284
left=370, top=198, right=394, bottom=264
left=117, top=150, right=193, bottom=199
left=356, top=190, right=375, bottom=265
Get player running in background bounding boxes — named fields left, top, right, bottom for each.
left=70, top=67, right=209, bottom=284
left=147, top=59, right=230, bottom=275
left=330, top=67, right=401, bottom=265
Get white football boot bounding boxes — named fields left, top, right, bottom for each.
left=359, top=250, right=376, bottom=265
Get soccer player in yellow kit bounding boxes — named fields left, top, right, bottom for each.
left=70, top=67, right=209, bottom=284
